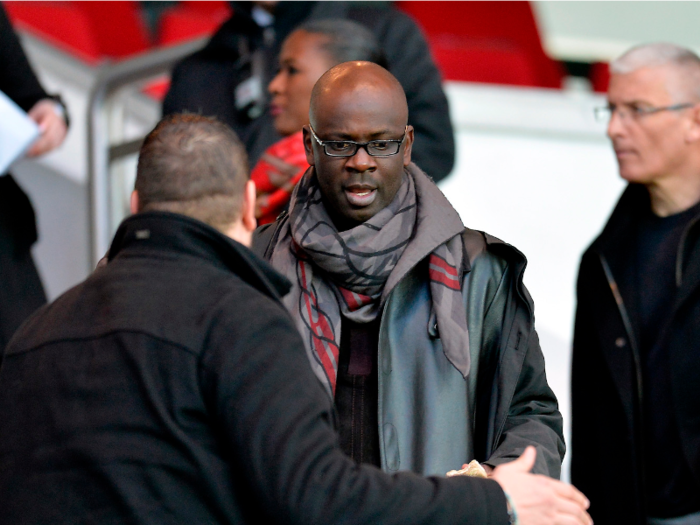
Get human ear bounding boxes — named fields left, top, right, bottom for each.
left=130, top=190, right=140, bottom=214
left=241, top=180, right=257, bottom=233
left=402, top=125, right=414, bottom=167
left=303, top=125, right=316, bottom=166
left=685, top=103, right=700, bottom=143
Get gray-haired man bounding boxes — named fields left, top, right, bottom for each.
left=572, top=43, right=700, bottom=525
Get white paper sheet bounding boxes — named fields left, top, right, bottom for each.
left=0, top=90, right=39, bottom=175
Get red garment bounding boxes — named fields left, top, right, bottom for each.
left=251, top=131, right=308, bottom=225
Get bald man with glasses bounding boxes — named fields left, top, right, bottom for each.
left=255, top=61, right=592, bottom=525
left=572, top=43, right=700, bottom=525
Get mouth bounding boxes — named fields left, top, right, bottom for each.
left=612, top=142, right=636, bottom=157
left=269, top=104, right=283, bottom=117
left=344, top=185, right=377, bottom=207
left=614, top=148, right=637, bottom=161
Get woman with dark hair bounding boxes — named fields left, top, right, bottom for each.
left=252, top=19, right=385, bottom=224
left=165, top=3, right=455, bottom=183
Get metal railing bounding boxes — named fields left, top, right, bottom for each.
left=87, top=38, right=207, bottom=266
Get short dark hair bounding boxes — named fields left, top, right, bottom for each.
left=135, top=114, right=249, bottom=232
left=296, top=18, right=388, bottom=69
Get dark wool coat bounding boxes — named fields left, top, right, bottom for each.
left=571, top=184, right=700, bottom=525
left=163, top=1, right=455, bottom=181
left=0, top=5, right=49, bottom=351
left=0, top=212, right=511, bottom=525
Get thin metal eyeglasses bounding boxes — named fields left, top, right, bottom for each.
left=309, top=125, right=408, bottom=157
left=594, top=102, right=695, bottom=123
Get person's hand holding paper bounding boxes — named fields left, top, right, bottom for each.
left=26, top=98, right=68, bottom=157
left=0, top=90, right=68, bottom=173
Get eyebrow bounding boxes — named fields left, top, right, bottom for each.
left=609, top=99, right=653, bottom=106
left=328, top=130, right=396, bottom=140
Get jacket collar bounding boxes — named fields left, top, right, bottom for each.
left=108, top=212, right=291, bottom=301
left=589, top=183, right=650, bottom=256
left=588, top=183, right=700, bottom=332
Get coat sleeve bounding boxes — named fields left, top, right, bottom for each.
left=200, top=291, right=511, bottom=525
left=481, top=260, right=565, bottom=478
left=0, top=5, right=48, bottom=111
left=349, top=7, right=455, bottom=182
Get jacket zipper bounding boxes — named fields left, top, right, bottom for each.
left=598, top=253, right=646, bottom=516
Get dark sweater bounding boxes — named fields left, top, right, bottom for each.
left=634, top=202, right=700, bottom=518
left=0, top=212, right=509, bottom=525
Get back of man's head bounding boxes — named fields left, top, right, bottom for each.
left=135, top=114, right=249, bottom=232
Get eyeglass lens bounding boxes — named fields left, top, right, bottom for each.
left=325, top=140, right=401, bottom=157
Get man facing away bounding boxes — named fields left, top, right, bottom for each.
left=571, top=43, right=700, bottom=525
left=255, top=61, right=567, bottom=484
left=0, top=114, right=591, bottom=524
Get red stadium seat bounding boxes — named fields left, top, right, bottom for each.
left=396, top=1, right=563, bottom=88
left=590, top=62, right=610, bottom=93
left=157, top=3, right=231, bottom=46
left=429, top=36, right=539, bottom=86
left=68, top=1, right=150, bottom=58
left=4, top=1, right=101, bottom=63
left=177, top=1, right=231, bottom=17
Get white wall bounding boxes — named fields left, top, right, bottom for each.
left=534, top=1, right=700, bottom=62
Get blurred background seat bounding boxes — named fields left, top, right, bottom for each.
left=396, top=1, right=564, bottom=88
left=4, top=1, right=102, bottom=63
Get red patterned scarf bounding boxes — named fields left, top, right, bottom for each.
left=270, top=164, right=469, bottom=397
left=251, top=131, right=308, bottom=225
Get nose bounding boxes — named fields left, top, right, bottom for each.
left=268, top=71, right=284, bottom=95
left=607, top=106, right=626, bottom=140
left=345, top=144, right=377, bottom=173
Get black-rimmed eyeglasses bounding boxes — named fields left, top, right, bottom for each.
left=594, top=102, right=695, bottom=123
left=309, top=125, right=408, bottom=157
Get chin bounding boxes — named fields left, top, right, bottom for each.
left=617, top=162, right=651, bottom=185
left=619, top=170, right=656, bottom=185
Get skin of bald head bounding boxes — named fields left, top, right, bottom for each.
left=309, top=62, right=408, bottom=128
left=304, top=62, right=413, bottom=231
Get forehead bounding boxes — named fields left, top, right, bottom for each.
left=608, top=65, right=681, bottom=103
left=280, top=31, right=330, bottom=61
left=312, top=82, right=407, bottom=136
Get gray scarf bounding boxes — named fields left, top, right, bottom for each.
left=270, top=164, right=470, bottom=397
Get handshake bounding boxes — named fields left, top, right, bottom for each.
left=448, top=447, right=592, bottom=525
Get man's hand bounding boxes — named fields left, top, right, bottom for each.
left=491, top=446, right=592, bottom=525
left=26, top=99, right=68, bottom=157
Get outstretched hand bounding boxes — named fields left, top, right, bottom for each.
left=491, top=446, right=592, bottom=525
left=26, top=99, right=68, bottom=157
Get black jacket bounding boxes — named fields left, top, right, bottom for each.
left=163, top=2, right=455, bottom=181
left=0, top=5, right=48, bottom=112
left=571, top=184, right=700, bottom=524
left=0, top=212, right=510, bottom=525
left=0, top=4, right=48, bottom=351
